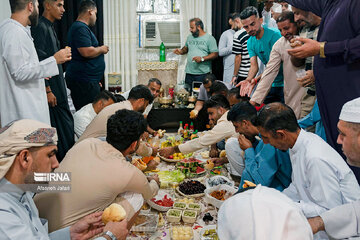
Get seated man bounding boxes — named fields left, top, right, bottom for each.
left=256, top=102, right=360, bottom=239
left=0, top=119, right=128, bottom=240
left=309, top=97, right=360, bottom=239
left=122, top=78, right=161, bottom=135
left=78, top=85, right=156, bottom=157
left=160, top=95, right=237, bottom=158
left=209, top=81, right=229, bottom=97
left=224, top=102, right=292, bottom=190
left=227, top=88, right=250, bottom=108
left=74, top=90, right=116, bottom=138
left=218, top=185, right=313, bottom=240
left=35, top=109, right=160, bottom=232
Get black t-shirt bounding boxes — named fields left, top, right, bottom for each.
left=66, top=21, right=105, bottom=82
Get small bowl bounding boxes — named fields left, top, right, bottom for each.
left=173, top=202, right=187, bottom=210
left=166, top=209, right=182, bottom=223
left=182, top=210, right=197, bottom=224
left=187, top=203, right=201, bottom=214
left=171, top=226, right=194, bottom=240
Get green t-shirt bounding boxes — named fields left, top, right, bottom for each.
left=185, top=33, right=218, bottom=75
left=247, top=27, right=284, bottom=87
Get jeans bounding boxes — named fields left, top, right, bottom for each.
left=184, top=73, right=208, bottom=93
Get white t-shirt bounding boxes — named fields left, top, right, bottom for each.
left=73, top=103, right=97, bottom=138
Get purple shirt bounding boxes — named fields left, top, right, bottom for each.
left=286, top=0, right=360, bottom=179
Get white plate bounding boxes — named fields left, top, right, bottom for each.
left=147, top=190, right=174, bottom=212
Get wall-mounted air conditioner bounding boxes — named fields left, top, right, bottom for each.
left=141, top=20, right=181, bottom=48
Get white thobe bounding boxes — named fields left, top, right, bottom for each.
left=121, top=90, right=153, bottom=116
left=218, top=29, right=235, bottom=83
left=283, top=130, right=360, bottom=239
left=73, top=103, right=97, bottom=138
left=0, top=19, right=58, bottom=127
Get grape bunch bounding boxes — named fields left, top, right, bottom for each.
left=179, top=180, right=206, bottom=195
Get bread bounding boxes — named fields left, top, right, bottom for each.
left=132, top=158, right=147, bottom=171
left=205, top=159, right=214, bottom=170
left=219, top=150, right=226, bottom=158
left=153, top=156, right=161, bottom=164
left=242, top=180, right=256, bottom=189
left=102, top=203, right=127, bottom=224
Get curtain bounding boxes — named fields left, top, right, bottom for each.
left=177, top=0, right=212, bottom=85
left=211, top=0, right=258, bottom=80
left=103, top=0, right=137, bottom=91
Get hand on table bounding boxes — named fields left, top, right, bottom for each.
left=238, top=134, right=252, bottom=151
left=211, top=157, right=228, bottom=167
left=151, top=146, right=159, bottom=157
left=297, top=70, right=315, bottom=87
left=147, top=174, right=160, bottom=186
left=159, top=147, right=175, bottom=158
left=287, top=38, right=321, bottom=58
left=146, top=159, right=159, bottom=171
left=70, top=211, right=104, bottom=240
left=209, top=148, right=220, bottom=158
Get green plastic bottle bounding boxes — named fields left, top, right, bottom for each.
left=159, top=42, right=166, bottom=62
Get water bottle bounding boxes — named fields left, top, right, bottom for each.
left=160, top=42, right=166, bottom=62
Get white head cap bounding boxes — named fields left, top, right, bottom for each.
left=272, top=3, right=282, bottom=13
left=339, top=97, right=360, bottom=123
left=218, top=185, right=313, bottom=240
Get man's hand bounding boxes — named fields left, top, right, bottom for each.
left=103, top=220, right=128, bottom=240
left=308, top=216, right=325, bottom=234
left=70, top=212, right=104, bottom=240
left=192, top=56, right=202, bottom=63
left=142, top=132, right=150, bottom=141
left=230, top=76, right=238, bottom=86
left=147, top=174, right=160, bottom=186
left=101, top=45, right=109, bottom=54
left=189, top=109, right=199, bottom=119
left=47, top=92, right=57, bottom=107
left=54, top=47, right=72, bottom=64
left=151, top=146, right=159, bottom=157
left=287, top=38, right=321, bottom=58
left=212, top=157, right=228, bottom=167
left=145, top=159, right=159, bottom=171
left=209, top=146, right=220, bottom=158
left=236, top=79, right=256, bottom=97
left=297, top=70, right=315, bottom=87
left=159, top=147, right=175, bottom=158
left=238, top=134, right=252, bottom=151
left=173, top=48, right=182, bottom=55
left=249, top=100, right=258, bottom=106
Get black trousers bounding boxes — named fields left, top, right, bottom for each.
left=66, top=78, right=100, bottom=111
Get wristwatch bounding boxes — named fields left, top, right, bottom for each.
left=319, top=42, right=326, bottom=58
left=201, top=57, right=205, bottom=62
left=102, top=231, right=117, bottom=240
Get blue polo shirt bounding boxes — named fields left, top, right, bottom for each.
left=66, top=21, right=105, bottom=82
left=247, top=27, right=284, bottom=87
left=239, top=137, right=292, bottom=191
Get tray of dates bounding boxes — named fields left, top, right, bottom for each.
left=176, top=180, right=206, bottom=198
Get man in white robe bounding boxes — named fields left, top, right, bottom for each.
left=0, top=0, right=71, bottom=127
left=308, top=97, right=360, bottom=239
left=255, top=102, right=360, bottom=240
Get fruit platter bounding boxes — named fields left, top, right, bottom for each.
left=159, top=152, right=193, bottom=163
left=177, top=180, right=206, bottom=197
left=176, top=158, right=206, bottom=178
left=157, top=170, right=185, bottom=188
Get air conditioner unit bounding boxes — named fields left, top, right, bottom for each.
left=142, top=20, right=181, bottom=48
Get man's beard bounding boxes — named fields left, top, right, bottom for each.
left=29, top=10, right=39, bottom=27
left=192, top=29, right=200, bottom=38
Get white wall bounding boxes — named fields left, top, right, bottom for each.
left=0, top=1, right=11, bottom=22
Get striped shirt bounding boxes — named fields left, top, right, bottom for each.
left=232, top=28, right=250, bottom=78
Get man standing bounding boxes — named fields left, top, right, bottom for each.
left=66, top=0, right=109, bottom=110
left=173, top=18, right=218, bottom=93
left=31, top=0, right=74, bottom=161
left=308, top=97, right=360, bottom=239
left=250, top=11, right=304, bottom=118
left=231, top=13, right=251, bottom=85
left=218, top=13, right=236, bottom=84
left=236, top=7, right=284, bottom=103
left=284, top=0, right=360, bottom=178
left=0, top=0, right=71, bottom=127
left=256, top=102, right=360, bottom=239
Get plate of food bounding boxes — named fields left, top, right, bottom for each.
left=147, top=192, right=174, bottom=212
left=131, top=213, right=159, bottom=233
left=157, top=170, right=185, bottom=188
left=200, top=225, right=219, bottom=240
left=159, top=152, right=193, bottom=163
left=176, top=158, right=206, bottom=178
left=206, top=175, right=235, bottom=189
left=204, top=185, right=237, bottom=208
left=177, top=180, right=206, bottom=198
